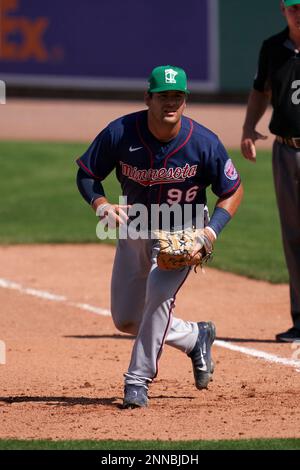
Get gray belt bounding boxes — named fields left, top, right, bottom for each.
left=276, top=135, right=300, bottom=149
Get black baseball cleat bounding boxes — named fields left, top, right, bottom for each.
left=123, top=384, right=148, bottom=409
left=188, top=321, right=216, bottom=390
left=275, top=327, right=300, bottom=342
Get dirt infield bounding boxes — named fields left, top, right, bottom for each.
left=0, top=98, right=273, bottom=149
left=0, top=99, right=299, bottom=442
left=0, top=244, right=300, bottom=441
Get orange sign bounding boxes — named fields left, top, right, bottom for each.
left=0, top=0, right=49, bottom=61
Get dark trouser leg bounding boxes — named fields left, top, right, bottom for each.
left=272, top=141, right=300, bottom=329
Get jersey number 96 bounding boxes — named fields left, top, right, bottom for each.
left=167, top=185, right=199, bottom=204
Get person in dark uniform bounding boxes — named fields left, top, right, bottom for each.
left=241, top=0, right=300, bottom=342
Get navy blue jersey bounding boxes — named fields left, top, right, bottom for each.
left=77, top=110, right=240, bottom=208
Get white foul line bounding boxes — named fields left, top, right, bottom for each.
left=1, top=277, right=300, bottom=371
left=215, top=340, right=300, bottom=370
left=0, top=278, right=110, bottom=316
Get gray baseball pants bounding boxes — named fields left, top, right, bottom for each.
left=110, top=237, right=199, bottom=387
left=273, top=140, right=300, bottom=329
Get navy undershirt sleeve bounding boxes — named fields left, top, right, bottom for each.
left=76, top=167, right=106, bottom=205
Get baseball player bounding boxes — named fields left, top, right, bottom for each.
left=76, top=65, right=243, bottom=408
left=241, top=0, right=300, bottom=342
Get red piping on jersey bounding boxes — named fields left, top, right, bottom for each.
left=158, top=119, right=194, bottom=204
left=220, top=176, right=241, bottom=196
left=136, top=114, right=154, bottom=170
left=134, top=178, right=186, bottom=187
left=153, top=267, right=191, bottom=380
left=76, top=158, right=102, bottom=180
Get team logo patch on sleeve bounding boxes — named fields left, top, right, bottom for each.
left=224, top=159, right=238, bottom=181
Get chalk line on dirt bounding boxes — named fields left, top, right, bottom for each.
left=0, top=278, right=111, bottom=316
left=1, top=277, right=300, bottom=371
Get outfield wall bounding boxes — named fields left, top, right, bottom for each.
left=219, top=0, right=285, bottom=91
left=0, top=0, right=286, bottom=94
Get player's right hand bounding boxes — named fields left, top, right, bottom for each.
left=241, top=129, right=267, bottom=162
left=97, top=203, right=131, bottom=228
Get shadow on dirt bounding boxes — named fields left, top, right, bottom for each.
left=64, top=335, right=280, bottom=344
left=0, top=394, right=197, bottom=409
left=0, top=396, right=119, bottom=407
left=63, top=334, right=136, bottom=340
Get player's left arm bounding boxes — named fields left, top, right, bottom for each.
left=205, top=184, right=243, bottom=243
left=203, top=137, right=244, bottom=243
left=215, top=184, right=244, bottom=218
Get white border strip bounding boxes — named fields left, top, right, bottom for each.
left=1, top=277, right=300, bottom=370
left=208, top=0, right=219, bottom=91
left=0, top=73, right=218, bottom=92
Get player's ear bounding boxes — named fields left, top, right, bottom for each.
left=144, top=91, right=152, bottom=106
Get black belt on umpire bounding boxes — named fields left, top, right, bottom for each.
left=276, top=135, right=300, bottom=149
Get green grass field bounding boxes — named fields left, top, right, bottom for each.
left=0, top=140, right=287, bottom=282
left=0, top=141, right=294, bottom=450
left=1, top=438, right=300, bottom=450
